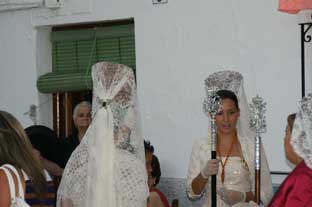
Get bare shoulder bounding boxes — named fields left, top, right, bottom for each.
left=0, top=169, right=9, bottom=186
left=0, top=169, right=10, bottom=207
left=149, top=191, right=160, bottom=199
left=149, top=191, right=163, bottom=207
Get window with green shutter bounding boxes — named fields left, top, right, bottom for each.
left=37, top=21, right=136, bottom=93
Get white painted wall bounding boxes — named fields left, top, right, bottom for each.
left=0, top=0, right=310, bottom=178
left=0, top=10, right=39, bottom=126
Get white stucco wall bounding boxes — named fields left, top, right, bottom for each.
left=0, top=10, right=39, bottom=126
left=0, top=0, right=310, bottom=178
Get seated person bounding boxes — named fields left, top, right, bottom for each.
left=148, top=154, right=170, bottom=207
left=144, top=141, right=154, bottom=180
left=268, top=97, right=312, bottom=206
left=283, top=113, right=302, bottom=166
left=24, top=153, right=56, bottom=207
left=24, top=126, right=58, bottom=207
left=144, top=140, right=153, bottom=207
left=59, top=101, right=91, bottom=168
left=25, top=125, right=63, bottom=177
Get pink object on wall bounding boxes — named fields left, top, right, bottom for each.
left=279, top=0, right=312, bottom=14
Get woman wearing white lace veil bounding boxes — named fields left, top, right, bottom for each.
left=268, top=94, right=312, bottom=206
left=57, top=62, right=149, bottom=207
left=186, top=70, right=273, bottom=207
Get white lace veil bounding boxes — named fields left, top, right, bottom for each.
left=204, top=70, right=273, bottom=205
left=57, top=62, right=148, bottom=207
left=291, top=93, right=312, bottom=169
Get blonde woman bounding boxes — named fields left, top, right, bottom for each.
left=0, top=111, right=46, bottom=207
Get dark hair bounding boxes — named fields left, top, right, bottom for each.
left=151, top=155, right=161, bottom=186
left=25, top=125, right=59, bottom=163
left=144, top=140, right=154, bottom=154
left=287, top=113, right=296, bottom=132
left=216, top=89, right=239, bottom=109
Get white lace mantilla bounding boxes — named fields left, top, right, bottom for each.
left=291, top=93, right=312, bottom=169
left=57, top=62, right=148, bottom=207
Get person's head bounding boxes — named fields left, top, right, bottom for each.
left=25, top=125, right=58, bottom=163
left=215, top=90, right=240, bottom=136
left=150, top=155, right=161, bottom=187
left=0, top=111, right=46, bottom=197
left=73, top=101, right=92, bottom=133
left=144, top=140, right=154, bottom=176
left=284, top=113, right=302, bottom=165
left=290, top=94, right=312, bottom=169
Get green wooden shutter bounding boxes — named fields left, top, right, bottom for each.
left=37, top=24, right=136, bottom=93
left=37, top=71, right=92, bottom=93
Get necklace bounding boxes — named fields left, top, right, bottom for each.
left=217, top=137, right=237, bottom=184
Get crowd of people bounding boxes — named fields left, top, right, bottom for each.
left=1, top=64, right=312, bottom=207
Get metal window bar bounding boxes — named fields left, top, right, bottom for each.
left=299, top=14, right=312, bottom=97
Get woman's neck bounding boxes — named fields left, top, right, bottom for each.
left=217, top=132, right=237, bottom=145
left=217, top=131, right=242, bottom=157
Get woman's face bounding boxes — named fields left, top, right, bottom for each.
left=284, top=124, right=300, bottom=165
left=74, top=105, right=92, bottom=130
left=215, top=98, right=240, bottom=136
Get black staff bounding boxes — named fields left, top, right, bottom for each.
left=203, top=87, right=222, bottom=207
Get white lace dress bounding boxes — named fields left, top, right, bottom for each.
left=186, top=137, right=273, bottom=207
left=217, top=157, right=251, bottom=207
